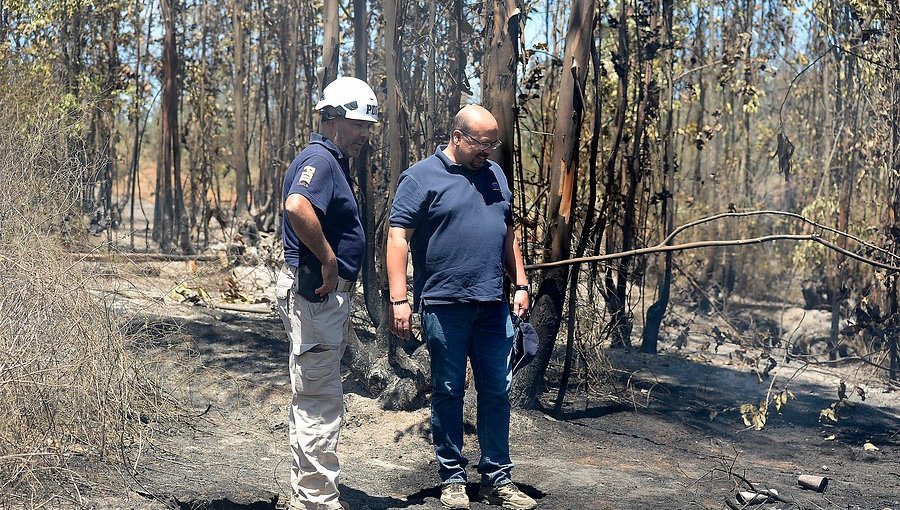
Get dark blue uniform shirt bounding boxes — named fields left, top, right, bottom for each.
left=282, top=133, right=365, bottom=281
left=390, top=145, right=513, bottom=310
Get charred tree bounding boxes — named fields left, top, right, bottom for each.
left=232, top=0, right=250, bottom=218
left=554, top=12, right=604, bottom=411
left=448, top=0, right=466, bottom=118
left=318, top=0, right=339, bottom=92
left=153, top=0, right=191, bottom=253
left=610, top=0, right=662, bottom=349
left=354, top=0, right=381, bottom=328
left=511, top=0, right=595, bottom=410
left=888, top=3, right=900, bottom=380
left=642, top=0, right=675, bottom=354
left=352, top=0, right=429, bottom=411
left=482, top=0, right=521, bottom=181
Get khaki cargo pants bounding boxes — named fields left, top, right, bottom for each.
left=276, top=265, right=353, bottom=510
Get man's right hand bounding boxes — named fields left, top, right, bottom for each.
left=315, top=256, right=339, bottom=297
left=390, top=301, right=412, bottom=339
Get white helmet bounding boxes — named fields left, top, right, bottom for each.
left=315, top=77, right=378, bottom=123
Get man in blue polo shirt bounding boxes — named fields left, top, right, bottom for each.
left=275, top=76, right=377, bottom=510
left=387, top=105, right=536, bottom=509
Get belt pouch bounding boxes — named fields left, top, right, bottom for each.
left=294, top=257, right=326, bottom=302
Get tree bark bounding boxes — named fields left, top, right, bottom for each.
left=448, top=0, right=465, bottom=117
left=319, top=0, right=339, bottom=92
left=691, top=3, right=707, bottom=200
left=554, top=13, right=604, bottom=411
left=364, top=0, right=429, bottom=411
left=482, top=0, right=521, bottom=182
left=510, top=0, right=595, bottom=410
left=890, top=4, right=900, bottom=380
left=874, top=2, right=900, bottom=380
left=271, top=0, right=303, bottom=238
left=642, top=0, right=675, bottom=354
left=611, top=0, right=662, bottom=349
left=232, top=0, right=250, bottom=218
left=353, top=0, right=381, bottom=328
left=828, top=2, right=855, bottom=359
left=154, top=0, right=190, bottom=253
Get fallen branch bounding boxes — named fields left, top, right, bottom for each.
left=0, top=453, right=64, bottom=462
left=72, top=252, right=220, bottom=262
left=213, top=302, right=273, bottom=314
left=525, top=210, right=900, bottom=272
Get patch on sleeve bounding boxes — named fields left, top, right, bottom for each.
left=298, top=165, right=316, bottom=187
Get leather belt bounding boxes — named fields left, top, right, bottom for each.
left=335, top=278, right=354, bottom=292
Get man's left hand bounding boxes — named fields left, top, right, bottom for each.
left=513, top=289, right=529, bottom=319
left=316, top=256, right=339, bottom=297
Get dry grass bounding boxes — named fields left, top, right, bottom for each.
left=0, top=59, right=173, bottom=506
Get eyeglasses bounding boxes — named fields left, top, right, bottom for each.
left=458, top=130, right=502, bottom=151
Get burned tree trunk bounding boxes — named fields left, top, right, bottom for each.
left=510, top=0, right=595, bottom=410
left=482, top=0, right=521, bottom=181
left=827, top=3, right=856, bottom=360
left=232, top=0, right=249, bottom=218
left=318, top=0, right=339, bottom=91
left=642, top=0, right=675, bottom=354
left=448, top=0, right=466, bottom=118
left=554, top=15, right=603, bottom=411
left=610, top=0, right=661, bottom=349
left=154, top=0, right=191, bottom=253
left=269, top=0, right=304, bottom=236
left=349, top=0, right=429, bottom=411
left=353, top=0, right=381, bottom=329
left=888, top=4, right=900, bottom=381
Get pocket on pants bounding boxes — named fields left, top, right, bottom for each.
left=275, top=268, right=294, bottom=301
left=293, top=344, right=343, bottom=396
left=298, top=291, right=350, bottom=349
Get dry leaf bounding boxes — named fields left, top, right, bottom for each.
left=863, top=442, right=879, bottom=451
left=823, top=434, right=836, bottom=441
left=819, top=406, right=838, bottom=423
left=773, top=390, right=794, bottom=412
left=740, top=403, right=755, bottom=427
left=166, top=283, right=210, bottom=306
left=740, top=403, right=767, bottom=430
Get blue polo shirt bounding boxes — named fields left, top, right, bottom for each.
left=282, top=133, right=365, bottom=281
left=390, top=146, right=513, bottom=309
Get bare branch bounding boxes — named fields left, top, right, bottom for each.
left=779, top=45, right=837, bottom=134
left=525, top=210, right=900, bottom=272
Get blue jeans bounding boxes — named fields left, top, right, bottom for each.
left=421, top=301, right=515, bottom=487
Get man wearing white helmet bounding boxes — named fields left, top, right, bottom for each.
left=275, top=76, right=377, bottom=510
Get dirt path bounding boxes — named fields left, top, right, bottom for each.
left=83, top=259, right=900, bottom=510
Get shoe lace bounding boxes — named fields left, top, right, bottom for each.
left=447, top=483, right=466, bottom=494
left=498, top=484, right=524, bottom=496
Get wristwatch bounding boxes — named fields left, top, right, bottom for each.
left=514, top=284, right=529, bottom=293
